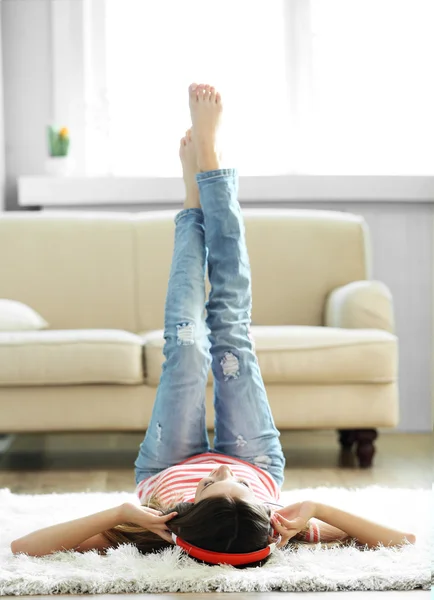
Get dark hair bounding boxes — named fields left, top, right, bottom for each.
left=102, top=495, right=312, bottom=569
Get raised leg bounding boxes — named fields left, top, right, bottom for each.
left=198, top=169, right=285, bottom=487
left=187, top=83, right=285, bottom=487
left=134, top=131, right=212, bottom=485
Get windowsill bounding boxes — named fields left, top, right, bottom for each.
left=18, top=175, right=434, bottom=207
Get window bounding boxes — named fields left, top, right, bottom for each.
left=308, top=0, right=434, bottom=175
left=104, top=0, right=290, bottom=176
left=72, top=0, right=434, bottom=176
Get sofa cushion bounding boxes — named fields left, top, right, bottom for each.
left=0, top=330, right=145, bottom=386
left=141, top=326, right=397, bottom=386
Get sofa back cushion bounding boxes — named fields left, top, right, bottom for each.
left=0, top=212, right=138, bottom=331
left=0, top=208, right=370, bottom=331
left=135, top=208, right=370, bottom=331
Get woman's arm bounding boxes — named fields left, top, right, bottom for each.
left=10, top=505, right=124, bottom=557
left=315, top=502, right=416, bottom=548
left=276, top=501, right=349, bottom=545
left=293, top=518, right=349, bottom=544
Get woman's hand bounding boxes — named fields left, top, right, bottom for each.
left=120, top=502, right=178, bottom=544
left=271, top=500, right=317, bottom=549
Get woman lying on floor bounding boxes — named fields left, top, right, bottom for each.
left=10, top=83, right=416, bottom=568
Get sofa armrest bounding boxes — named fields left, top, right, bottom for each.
left=325, top=281, right=395, bottom=333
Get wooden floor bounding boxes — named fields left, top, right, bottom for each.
left=0, top=429, right=431, bottom=492
left=0, top=430, right=431, bottom=598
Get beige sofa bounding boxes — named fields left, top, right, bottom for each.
left=0, top=209, right=398, bottom=468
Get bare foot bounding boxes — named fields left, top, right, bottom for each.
left=179, top=128, right=200, bottom=209
left=188, top=83, right=223, bottom=172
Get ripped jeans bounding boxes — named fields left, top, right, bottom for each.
left=134, top=168, right=285, bottom=488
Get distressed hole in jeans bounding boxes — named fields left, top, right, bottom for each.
left=156, top=422, right=162, bottom=443
left=254, top=455, right=272, bottom=470
left=236, top=434, right=247, bottom=448
left=176, top=322, right=195, bottom=346
left=220, top=351, right=240, bottom=380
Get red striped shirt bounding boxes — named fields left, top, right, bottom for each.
left=135, top=452, right=320, bottom=543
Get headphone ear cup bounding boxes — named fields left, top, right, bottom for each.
left=269, top=524, right=277, bottom=537
left=269, top=527, right=279, bottom=538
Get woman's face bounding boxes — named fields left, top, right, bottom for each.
left=194, top=464, right=258, bottom=503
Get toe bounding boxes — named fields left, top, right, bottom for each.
left=189, top=83, right=198, bottom=99
left=215, top=91, right=221, bottom=104
left=196, top=84, right=205, bottom=100
left=203, top=84, right=211, bottom=100
left=209, top=86, right=216, bottom=102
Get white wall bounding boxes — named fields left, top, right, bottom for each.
left=0, top=3, right=5, bottom=212
left=2, top=0, right=52, bottom=211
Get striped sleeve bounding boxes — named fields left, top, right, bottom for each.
left=295, top=519, right=352, bottom=544
left=295, top=519, right=321, bottom=543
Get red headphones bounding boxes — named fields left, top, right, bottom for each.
left=171, top=532, right=281, bottom=566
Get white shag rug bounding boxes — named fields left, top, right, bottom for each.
left=0, top=486, right=432, bottom=595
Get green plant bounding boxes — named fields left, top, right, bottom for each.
left=47, top=125, right=70, bottom=157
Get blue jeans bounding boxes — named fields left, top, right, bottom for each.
left=134, top=169, right=285, bottom=488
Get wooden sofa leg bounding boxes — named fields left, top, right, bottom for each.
left=338, top=429, right=357, bottom=450
left=354, top=429, right=378, bottom=468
